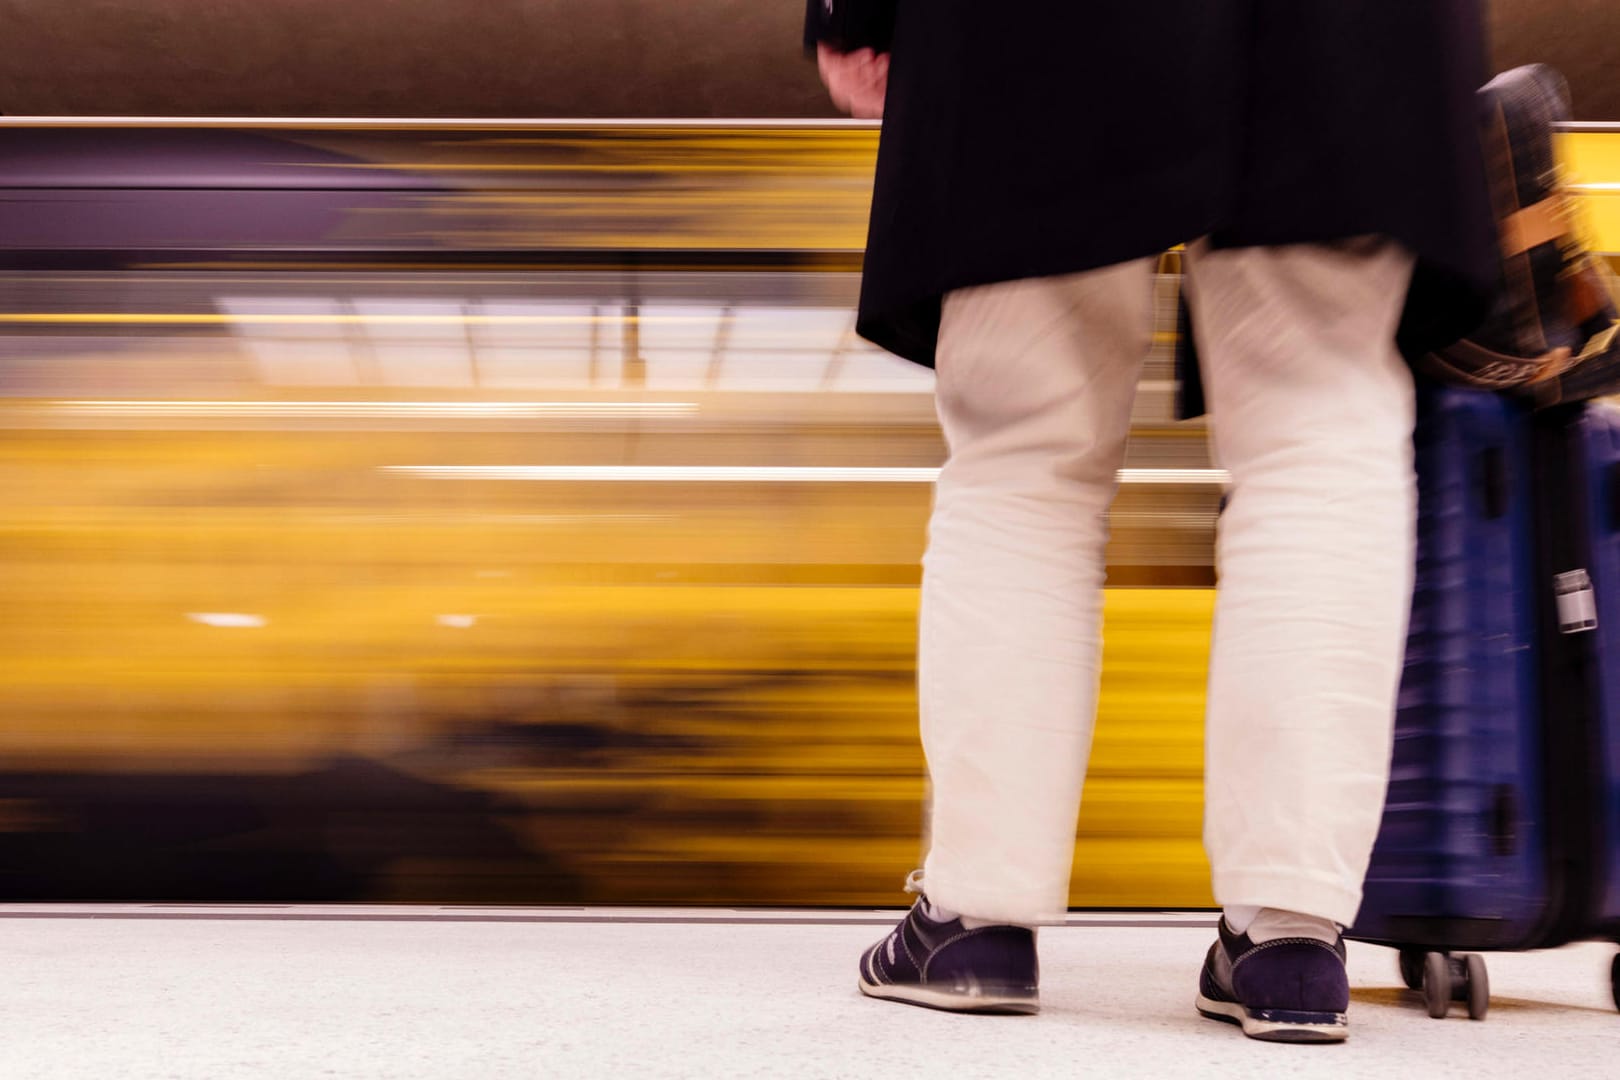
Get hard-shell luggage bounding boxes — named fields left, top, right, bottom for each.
left=1536, top=399, right=1620, bottom=944
left=1349, top=381, right=1620, bottom=1018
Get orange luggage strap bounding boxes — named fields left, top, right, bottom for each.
left=1500, top=194, right=1573, bottom=258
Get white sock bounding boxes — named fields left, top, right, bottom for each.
left=1224, top=905, right=1339, bottom=945
left=1223, top=904, right=1261, bottom=934
left=923, top=899, right=1003, bottom=930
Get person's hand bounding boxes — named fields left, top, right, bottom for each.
left=817, top=44, right=888, bottom=119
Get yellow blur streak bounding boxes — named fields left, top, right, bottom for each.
left=1562, top=131, right=1620, bottom=254
left=0, top=412, right=1216, bottom=906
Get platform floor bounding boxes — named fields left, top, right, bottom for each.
left=2, top=906, right=1614, bottom=1078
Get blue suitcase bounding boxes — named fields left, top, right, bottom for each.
left=1349, top=382, right=1620, bottom=1018
left=1537, top=401, right=1620, bottom=945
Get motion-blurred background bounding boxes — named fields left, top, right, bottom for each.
left=0, top=1, right=1616, bottom=909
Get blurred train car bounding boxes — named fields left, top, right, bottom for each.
left=0, top=119, right=1615, bottom=907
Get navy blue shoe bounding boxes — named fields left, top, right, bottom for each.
left=858, top=882, right=1038, bottom=1014
left=1195, top=918, right=1350, bottom=1042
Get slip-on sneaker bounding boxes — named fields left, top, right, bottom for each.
left=1195, top=917, right=1349, bottom=1042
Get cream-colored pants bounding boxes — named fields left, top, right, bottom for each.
left=919, top=239, right=1417, bottom=928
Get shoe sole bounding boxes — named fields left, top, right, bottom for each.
left=1195, top=993, right=1347, bottom=1043
left=859, top=977, right=1039, bottom=1015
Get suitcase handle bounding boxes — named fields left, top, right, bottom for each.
left=1491, top=783, right=1518, bottom=856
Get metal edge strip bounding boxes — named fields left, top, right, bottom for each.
left=0, top=117, right=1614, bottom=132
left=0, top=908, right=1219, bottom=928
left=0, top=116, right=883, bottom=130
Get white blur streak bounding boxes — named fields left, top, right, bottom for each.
left=436, top=615, right=479, bottom=629
left=187, top=613, right=269, bottom=628
left=381, top=465, right=1231, bottom=485
left=53, top=401, right=700, bottom=420
left=1119, top=469, right=1228, bottom=485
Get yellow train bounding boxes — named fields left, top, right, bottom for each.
left=0, top=119, right=1614, bottom=906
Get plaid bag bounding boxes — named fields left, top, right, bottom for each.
left=1422, top=64, right=1620, bottom=406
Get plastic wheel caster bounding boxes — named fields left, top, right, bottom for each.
left=1464, top=953, right=1489, bottom=1020
left=1423, top=951, right=1452, bottom=1018
left=1611, top=952, right=1619, bottom=1013
left=1399, top=948, right=1425, bottom=991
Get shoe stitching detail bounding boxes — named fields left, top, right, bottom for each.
left=898, top=916, right=923, bottom=976
left=1227, top=936, right=1342, bottom=979
left=865, top=942, right=887, bottom=986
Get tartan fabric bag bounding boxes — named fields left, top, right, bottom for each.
left=1422, top=64, right=1620, bottom=406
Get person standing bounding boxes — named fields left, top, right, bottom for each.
left=806, top=0, right=1496, bottom=1042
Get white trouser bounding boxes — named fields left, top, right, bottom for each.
left=918, top=239, right=1417, bottom=928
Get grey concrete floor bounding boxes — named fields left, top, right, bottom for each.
left=1, top=907, right=1614, bottom=1079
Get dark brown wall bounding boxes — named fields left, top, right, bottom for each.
left=1489, top=0, right=1619, bottom=118
left=0, top=0, right=831, bottom=117
left=0, top=0, right=1615, bottom=119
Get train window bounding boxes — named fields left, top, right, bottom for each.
left=6, top=271, right=946, bottom=398
left=716, top=350, right=836, bottom=393
left=725, top=306, right=851, bottom=353
left=637, top=303, right=725, bottom=353
left=352, top=299, right=479, bottom=388
left=218, top=296, right=363, bottom=387
left=471, top=301, right=613, bottom=389
left=640, top=349, right=713, bottom=390
left=832, top=346, right=936, bottom=393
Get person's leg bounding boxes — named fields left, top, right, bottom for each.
left=857, top=258, right=1156, bottom=1011
left=1185, top=237, right=1416, bottom=1041
left=918, top=258, right=1157, bottom=924
left=1189, top=237, right=1416, bottom=927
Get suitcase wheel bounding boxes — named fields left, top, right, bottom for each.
left=1465, top=953, right=1490, bottom=1021
left=1421, top=951, right=1490, bottom=1020
left=1398, top=948, right=1425, bottom=990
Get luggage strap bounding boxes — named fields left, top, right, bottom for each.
left=1500, top=194, right=1573, bottom=258
left=1430, top=337, right=1575, bottom=389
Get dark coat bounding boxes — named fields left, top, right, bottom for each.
left=806, top=1, right=1499, bottom=367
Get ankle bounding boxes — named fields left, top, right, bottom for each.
left=1224, top=905, right=1339, bottom=945
left=923, top=898, right=1026, bottom=931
